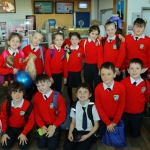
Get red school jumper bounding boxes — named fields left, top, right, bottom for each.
left=22, top=45, right=46, bottom=74
left=33, top=90, right=66, bottom=128
left=95, top=81, right=125, bottom=126
left=124, top=35, right=150, bottom=73
left=44, top=47, right=68, bottom=78
left=121, top=77, right=150, bottom=114
left=0, top=50, right=23, bottom=75
left=1, top=99, right=34, bottom=135
left=67, top=47, right=84, bottom=72
left=98, top=36, right=126, bottom=69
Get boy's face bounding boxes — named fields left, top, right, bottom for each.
left=127, top=63, right=143, bottom=80
left=8, top=36, right=21, bottom=51
left=100, top=68, right=116, bottom=86
left=70, top=35, right=80, bottom=46
left=31, top=33, right=43, bottom=47
left=54, top=35, right=64, bottom=48
left=89, top=30, right=99, bottom=41
left=11, top=90, right=23, bottom=102
left=36, top=80, right=51, bottom=94
left=105, top=23, right=116, bottom=37
left=76, top=87, right=91, bottom=102
left=133, top=24, right=145, bottom=36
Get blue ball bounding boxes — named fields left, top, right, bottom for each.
left=15, top=71, right=32, bottom=89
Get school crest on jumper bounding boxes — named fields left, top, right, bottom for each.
left=140, top=44, right=144, bottom=49
left=50, top=103, right=54, bottom=109
left=20, top=111, right=25, bottom=116
left=141, top=87, right=146, bottom=93
left=113, top=44, right=117, bottom=49
left=95, top=42, right=99, bottom=46
left=114, top=95, right=119, bottom=101
left=77, top=52, right=81, bottom=57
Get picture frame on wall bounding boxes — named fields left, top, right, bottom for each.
left=0, top=22, right=6, bottom=30
left=116, top=0, right=125, bottom=22
left=26, top=15, right=36, bottom=30
left=0, top=0, right=16, bottom=13
left=34, top=1, right=53, bottom=14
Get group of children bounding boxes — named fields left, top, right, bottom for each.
left=0, top=17, right=150, bottom=150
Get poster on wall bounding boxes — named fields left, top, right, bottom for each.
left=0, top=0, right=16, bottom=13
left=116, top=0, right=125, bottom=21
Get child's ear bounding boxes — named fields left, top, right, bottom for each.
left=141, top=68, right=144, bottom=74
left=89, top=93, right=92, bottom=97
left=7, top=41, right=10, bottom=45
left=114, top=72, right=117, bottom=78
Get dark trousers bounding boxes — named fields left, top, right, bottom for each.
left=98, top=120, right=107, bottom=140
left=122, top=112, right=143, bottom=137
left=51, top=73, right=63, bottom=93
left=4, top=73, right=14, bottom=81
left=63, top=128, right=96, bottom=150
left=84, top=63, right=101, bottom=101
left=36, top=126, right=61, bottom=150
left=115, top=72, right=123, bottom=82
left=1, top=126, right=30, bottom=149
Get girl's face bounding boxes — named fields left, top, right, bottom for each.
left=70, top=35, right=80, bottom=46
left=31, top=33, right=43, bottom=47
left=89, top=30, right=99, bottom=41
left=11, top=89, right=23, bottom=102
left=54, top=34, right=64, bottom=48
left=105, top=23, right=116, bottom=37
left=8, top=36, right=21, bottom=51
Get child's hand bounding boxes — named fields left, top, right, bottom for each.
left=112, top=122, right=117, bottom=127
left=107, top=124, right=115, bottom=132
left=118, top=34, right=125, bottom=42
left=64, top=78, right=67, bottom=84
left=50, top=78, right=54, bottom=84
left=1, top=134, right=10, bottom=146
left=79, top=134, right=89, bottom=142
left=98, top=69, right=101, bottom=76
left=46, top=125, right=56, bottom=138
left=18, top=133, right=28, bottom=145
left=13, top=68, right=18, bottom=74
left=115, top=68, right=120, bottom=75
left=42, top=126, right=48, bottom=135
left=49, top=44, right=55, bottom=49
left=68, top=132, right=73, bottom=141
left=122, top=70, right=125, bottom=74
left=147, top=74, right=150, bottom=79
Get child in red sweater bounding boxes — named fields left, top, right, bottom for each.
left=22, top=31, right=46, bottom=101
left=98, top=21, right=126, bottom=81
left=0, top=32, right=23, bottom=87
left=66, top=32, right=84, bottom=105
left=95, top=62, right=125, bottom=140
left=33, top=74, right=66, bottom=150
left=123, top=18, right=150, bottom=78
left=121, top=58, right=150, bottom=137
left=44, top=32, right=67, bottom=93
left=1, top=81, right=34, bottom=149
left=80, top=25, right=103, bottom=101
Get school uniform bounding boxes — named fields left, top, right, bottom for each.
left=22, top=45, right=46, bottom=101
left=44, top=45, right=68, bottom=93
left=80, top=38, right=103, bottom=100
left=95, top=81, right=125, bottom=140
left=98, top=35, right=126, bottom=81
left=63, top=100, right=100, bottom=150
left=1, top=99, right=34, bottom=149
left=0, top=48, right=23, bottom=75
left=124, top=34, right=150, bottom=76
left=33, top=90, right=66, bottom=150
left=121, top=76, right=150, bottom=137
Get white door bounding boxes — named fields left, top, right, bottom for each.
left=142, top=8, right=150, bottom=36
left=101, top=9, right=113, bottom=26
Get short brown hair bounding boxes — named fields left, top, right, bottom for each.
left=34, top=74, right=50, bottom=84
left=76, top=82, right=92, bottom=93
left=128, top=58, right=143, bottom=68
left=8, top=81, right=25, bottom=97
left=100, top=62, right=116, bottom=74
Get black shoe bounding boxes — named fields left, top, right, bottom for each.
left=143, top=110, right=150, bottom=119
